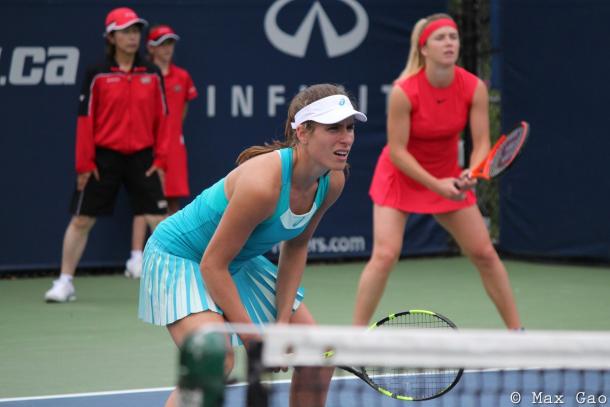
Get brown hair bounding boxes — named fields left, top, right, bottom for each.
left=397, top=13, right=456, bottom=81
left=105, top=37, right=116, bottom=60
left=104, top=24, right=144, bottom=60
left=235, top=83, right=354, bottom=165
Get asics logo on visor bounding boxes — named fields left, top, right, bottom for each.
left=264, top=0, right=369, bottom=58
left=290, top=95, right=366, bottom=129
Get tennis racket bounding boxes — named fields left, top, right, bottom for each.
left=327, top=309, right=463, bottom=401
left=467, top=121, right=530, bottom=181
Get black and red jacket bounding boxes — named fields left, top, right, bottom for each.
left=75, top=54, right=169, bottom=173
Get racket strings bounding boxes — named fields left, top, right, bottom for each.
left=489, top=127, right=527, bottom=177
left=362, top=312, right=462, bottom=399
left=364, top=367, right=457, bottom=399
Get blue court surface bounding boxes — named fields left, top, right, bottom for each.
left=1, top=370, right=608, bottom=407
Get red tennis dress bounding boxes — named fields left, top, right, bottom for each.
left=369, top=66, right=479, bottom=213
left=163, top=64, right=198, bottom=198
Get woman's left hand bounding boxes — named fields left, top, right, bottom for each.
left=456, top=169, right=477, bottom=191
left=271, top=319, right=290, bottom=372
left=146, top=165, right=165, bottom=190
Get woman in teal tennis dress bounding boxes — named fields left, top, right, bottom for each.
left=138, top=83, right=366, bottom=407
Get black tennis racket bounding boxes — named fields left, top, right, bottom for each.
left=327, top=310, right=463, bottom=401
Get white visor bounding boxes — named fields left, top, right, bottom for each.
left=290, top=95, right=367, bottom=129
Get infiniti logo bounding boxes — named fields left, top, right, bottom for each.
left=264, top=0, right=369, bottom=58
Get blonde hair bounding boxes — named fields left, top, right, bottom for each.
left=235, top=84, right=354, bottom=165
left=397, top=13, right=455, bottom=81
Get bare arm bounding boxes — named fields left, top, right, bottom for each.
left=199, top=157, right=280, bottom=328
left=386, top=86, right=464, bottom=200
left=456, top=80, right=491, bottom=190
left=274, top=171, right=346, bottom=323
left=467, top=80, right=491, bottom=170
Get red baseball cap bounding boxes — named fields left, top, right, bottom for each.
left=148, top=25, right=180, bottom=46
left=105, top=7, right=148, bottom=35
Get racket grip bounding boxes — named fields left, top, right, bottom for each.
left=454, top=171, right=473, bottom=190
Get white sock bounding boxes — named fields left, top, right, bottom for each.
left=59, top=274, right=73, bottom=284
left=130, top=250, right=143, bottom=260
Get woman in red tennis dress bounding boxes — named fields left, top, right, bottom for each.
left=353, top=14, right=522, bottom=329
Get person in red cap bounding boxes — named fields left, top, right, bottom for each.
left=44, top=7, right=169, bottom=302
left=125, top=24, right=198, bottom=279
left=352, top=13, right=523, bottom=329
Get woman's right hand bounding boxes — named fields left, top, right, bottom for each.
left=240, top=331, right=290, bottom=372
left=76, top=169, right=100, bottom=191
left=434, top=178, right=466, bottom=201
left=239, top=332, right=262, bottom=351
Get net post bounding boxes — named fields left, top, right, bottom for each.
left=178, top=330, right=226, bottom=407
left=246, top=340, right=269, bottom=407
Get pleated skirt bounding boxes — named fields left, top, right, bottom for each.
left=138, top=237, right=304, bottom=328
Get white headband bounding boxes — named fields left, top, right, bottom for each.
left=290, top=94, right=367, bottom=129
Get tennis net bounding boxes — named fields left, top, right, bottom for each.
left=178, top=324, right=610, bottom=407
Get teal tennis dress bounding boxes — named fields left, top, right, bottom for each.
left=138, top=148, right=329, bottom=328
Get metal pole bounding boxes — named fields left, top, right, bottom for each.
left=460, top=0, right=479, bottom=167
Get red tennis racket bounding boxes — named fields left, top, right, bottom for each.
left=468, top=121, right=530, bottom=181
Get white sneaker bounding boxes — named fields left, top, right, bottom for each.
left=125, top=257, right=142, bottom=279
left=44, top=279, right=76, bottom=303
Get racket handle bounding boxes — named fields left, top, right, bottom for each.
left=454, top=171, right=473, bottom=190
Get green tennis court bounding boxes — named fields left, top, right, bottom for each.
left=1, top=256, right=609, bottom=402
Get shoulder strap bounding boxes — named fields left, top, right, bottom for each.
left=278, top=148, right=292, bottom=185
left=315, top=171, right=331, bottom=207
